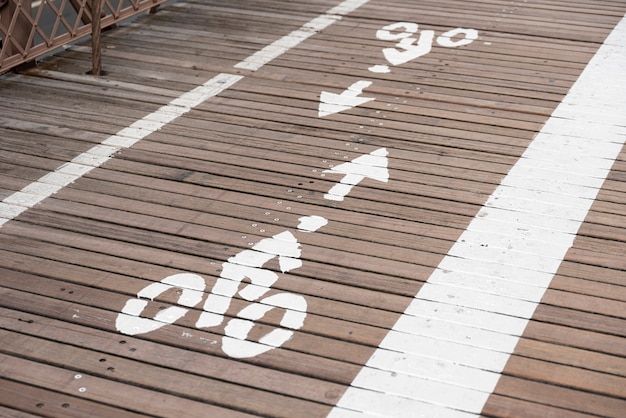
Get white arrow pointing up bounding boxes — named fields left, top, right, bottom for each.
left=318, top=80, right=375, bottom=117
left=324, top=148, right=389, bottom=201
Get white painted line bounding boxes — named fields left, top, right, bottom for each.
left=0, top=0, right=371, bottom=228
left=235, top=0, right=371, bottom=71
left=0, top=72, right=243, bottom=227
left=234, top=15, right=341, bottom=71
left=328, top=15, right=626, bottom=418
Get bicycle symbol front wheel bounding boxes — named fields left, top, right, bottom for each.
left=222, top=292, right=307, bottom=358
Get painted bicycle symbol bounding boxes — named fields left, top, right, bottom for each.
left=319, top=21, right=478, bottom=116
left=370, top=22, right=478, bottom=73
left=116, top=215, right=327, bottom=359
left=116, top=149, right=389, bottom=358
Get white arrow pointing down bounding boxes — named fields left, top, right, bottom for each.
left=324, top=148, right=389, bottom=201
left=318, top=80, right=375, bottom=117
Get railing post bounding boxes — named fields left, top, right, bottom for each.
left=91, top=0, right=102, bottom=75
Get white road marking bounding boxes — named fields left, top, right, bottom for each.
left=0, top=72, right=243, bottom=227
left=234, top=15, right=341, bottom=71
left=5, top=0, right=625, bottom=412
left=323, top=22, right=479, bottom=116
left=0, top=0, right=371, bottom=228
left=116, top=273, right=207, bottom=335
left=436, top=28, right=479, bottom=48
left=319, top=80, right=376, bottom=118
left=328, top=15, right=626, bottom=418
left=116, top=215, right=328, bottom=358
left=297, top=215, right=329, bottom=232
left=368, top=64, right=390, bottom=73
left=324, top=148, right=389, bottom=201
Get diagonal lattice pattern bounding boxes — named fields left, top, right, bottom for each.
left=0, top=0, right=165, bottom=73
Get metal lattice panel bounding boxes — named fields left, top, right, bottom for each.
left=0, top=0, right=166, bottom=73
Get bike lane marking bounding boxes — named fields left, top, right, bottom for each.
left=0, top=0, right=371, bottom=228
left=328, top=15, right=626, bottom=418
left=114, top=148, right=388, bottom=358
left=318, top=24, right=479, bottom=117
left=116, top=215, right=329, bottom=359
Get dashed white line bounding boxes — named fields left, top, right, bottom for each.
left=328, top=15, right=626, bottom=417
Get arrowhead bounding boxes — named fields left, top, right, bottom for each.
left=324, top=148, right=389, bottom=201
left=325, top=148, right=389, bottom=182
left=318, top=80, right=375, bottom=117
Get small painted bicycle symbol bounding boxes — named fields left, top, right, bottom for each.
left=370, top=21, right=478, bottom=73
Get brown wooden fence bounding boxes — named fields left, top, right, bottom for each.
left=0, top=0, right=167, bottom=73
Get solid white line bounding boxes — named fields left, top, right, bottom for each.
left=328, top=14, right=626, bottom=418
left=0, top=0, right=370, bottom=228
left=235, top=0, right=370, bottom=71
left=0, top=72, right=243, bottom=227
left=234, top=15, right=342, bottom=71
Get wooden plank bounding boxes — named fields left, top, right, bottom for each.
left=0, top=330, right=333, bottom=417
left=513, top=338, right=626, bottom=378
left=548, top=274, right=626, bottom=302
left=1, top=209, right=429, bottom=286
left=482, top=394, right=601, bottom=418
left=0, top=284, right=366, bottom=385
left=105, top=29, right=586, bottom=92
left=5, top=212, right=419, bottom=298
left=80, top=160, right=475, bottom=230
left=502, top=355, right=626, bottom=399
left=0, top=253, right=400, bottom=348
left=0, top=161, right=51, bottom=193
left=0, top=230, right=403, bottom=343
left=0, top=378, right=147, bottom=418
left=566, top=242, right=626, bottom=271
left=224, top=78, right=552, bottom=123
left=1, top=0, right=625, bottom=416
left=532, top=303, right=626, bottom=339
left=35, top=193, right=458, bottom=271
left=491, top=375, right=626, bottom=417
left=0, top=404, right=49, bottom=418
left=521, top=319, right=626, bottom=358
left=108, top=146, right=493, bottom=212
left=0, top=307, right=348, bottom=406
left=0, top=354, right=258, bottom=418
left=206, top=91, right=545, bottom=139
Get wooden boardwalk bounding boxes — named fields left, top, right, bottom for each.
left=1, top=0, right=625, bottom=416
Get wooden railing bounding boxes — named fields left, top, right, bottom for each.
left=0, top=0, right=168, bottom=74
